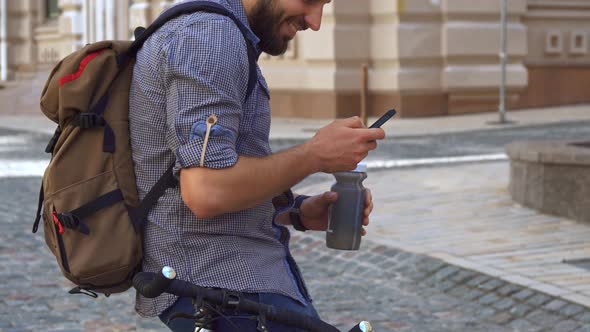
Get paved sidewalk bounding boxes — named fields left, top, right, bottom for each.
left=2, top=102, right=590, bottom=139
left=296, top=161, right=590, bottom=313
left=209, top=97, right=590, bottom=317
left=268, top=104, right=590, bottom=140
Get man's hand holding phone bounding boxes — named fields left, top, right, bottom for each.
left=304, top=110, right=396, bottom=174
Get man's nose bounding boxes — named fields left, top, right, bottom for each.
left=304, top=5, right=324, bottom=31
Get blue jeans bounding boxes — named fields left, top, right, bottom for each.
left=159, top=292, right=320, bottom=332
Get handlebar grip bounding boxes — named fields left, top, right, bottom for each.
left=133, top=266, right=177, bottom=298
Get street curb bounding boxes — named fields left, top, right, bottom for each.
left=1, top=116, right=590, bottom=144
left=269, top=119, right=590, bottom=147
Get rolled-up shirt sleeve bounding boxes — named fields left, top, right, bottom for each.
left=161, top=18, right=250, bottom=174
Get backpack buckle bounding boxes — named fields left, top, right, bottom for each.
left=45, top=126, right=62, bottom=154
left=57, top=212, right=79, bottom=228
left=75, top=113, right=105, bottom=129
left=56, top=212, right=90, bottom=235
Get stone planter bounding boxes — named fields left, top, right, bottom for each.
left=506, top=141, right=590, bottom=223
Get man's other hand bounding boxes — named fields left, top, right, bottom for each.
left=300, top=189, right=373, bottom=235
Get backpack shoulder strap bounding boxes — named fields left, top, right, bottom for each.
left=124, top=1, right=258, bottom=100
left=130, top=163, right=176, bottom=233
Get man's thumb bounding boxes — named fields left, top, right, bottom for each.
left=340, top=116, right=364, bottom=128
left=322, top=191, right=338, bottom=203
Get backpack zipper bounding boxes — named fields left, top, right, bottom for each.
left=52, top=210, right=71, bottom=273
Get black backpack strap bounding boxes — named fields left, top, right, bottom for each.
left=32, top=183, right=44, bottom=233
left=70, top=93, right=116, bottom=153
left=69, top=189, right=125, bottom=220
left=122, top=0, right=258, bottom=100
left=33, top=165, right=175, bottom=236
left=48, top=189, right=126, bottom=236
left=134, top=27, right=146, bottom=40
left=130, top=162, right=176, bottom=233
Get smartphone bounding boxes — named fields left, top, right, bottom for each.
left=369, top=109, right=397, bottom=129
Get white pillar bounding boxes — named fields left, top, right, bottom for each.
left=129, top=0, right=152, bottom=39
left=95, top=0, right=105, bottom=41
left=116, top=0, right=130, bottom=40
left=58, top=0, right=84, bottom=54
left=105, top=0, right=115, bottom=40
left=159, top=0, right=175, bottom=13
left=0, top=0, right=7, bottom=81
left=84, top=0, right=94, bottom=43
left=81, top=0, right=87, bottom=45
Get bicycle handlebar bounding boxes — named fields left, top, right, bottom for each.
left=133, top=266, right=176, bottom=298
left=133, top=267, right=373, bottom=332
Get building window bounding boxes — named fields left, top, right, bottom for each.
left=46, top=0, right=60, bottom=19
left=545, top=30, right=563, bottom=55
left=570, top=31, right=588, bottom=55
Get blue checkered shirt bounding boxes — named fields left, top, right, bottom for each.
left=129, top=0, right=310, bottom=318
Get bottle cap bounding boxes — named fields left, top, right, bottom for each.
left=353, top=162, right=367, bottom=173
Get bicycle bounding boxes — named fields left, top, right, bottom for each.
left=133, top=266, right=374, bottom=332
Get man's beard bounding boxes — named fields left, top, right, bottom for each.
left=248, top=0, right=290, bottom=56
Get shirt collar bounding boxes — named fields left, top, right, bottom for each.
left=219, top=0, right=262, bottom=55
left=176, top=0, right=262, bottom=55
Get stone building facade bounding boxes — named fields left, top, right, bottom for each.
left=1, top=0, right=589, bottom=118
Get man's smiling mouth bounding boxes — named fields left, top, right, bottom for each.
left=285, top=19, right=307, bottom=39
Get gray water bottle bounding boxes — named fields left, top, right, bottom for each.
left=326, top=162, right=367, bottom=250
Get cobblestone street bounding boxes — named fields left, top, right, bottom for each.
left=3, top=177, right=590, bottom=331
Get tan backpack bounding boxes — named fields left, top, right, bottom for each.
left=32, top=1, right=258, bottom=297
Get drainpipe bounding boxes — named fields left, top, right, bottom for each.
left=498, top=0, right=508, bottom=123
left=0, top=0, right=7, bottom=81
left=82, top=0, right=88, bottom=45
left=96, top=0, right=104, bottom=41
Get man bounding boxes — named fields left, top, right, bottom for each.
left=129, top=0, right=385, bottom=330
